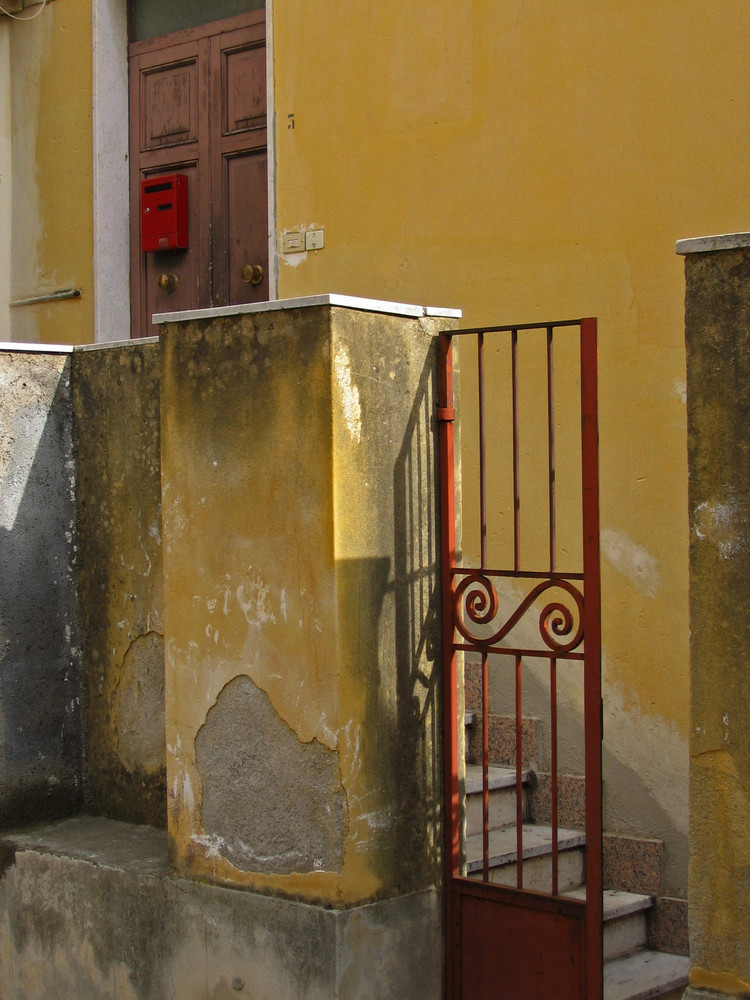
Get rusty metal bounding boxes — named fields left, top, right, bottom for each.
left=581, top=316, right=604, bottom=1000
left=438, top=332, right=460, bottom=997
left=10, top=287, right=82, bottom=307
left=512, top=328, right=520, bottom=571
left=515, top=652, right=523, bottom=889
left=482, top=649, right=490, bottom=882
left=439, top=318, right=602, bottom=1000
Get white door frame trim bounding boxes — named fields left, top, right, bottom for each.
left=91, top=1, right=276, bottom=343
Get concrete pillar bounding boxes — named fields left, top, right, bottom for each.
left=678, top=233, right=750, bottom=999
left=158, top=296, right=458, bottom=915
left=0, top=345, right=81, bottom=823
left=72, top=339, right=165, bottom=826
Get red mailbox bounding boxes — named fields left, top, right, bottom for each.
left=141, top=174, right=189, bottom=252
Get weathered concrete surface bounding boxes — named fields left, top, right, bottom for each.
left=685, top=244, right=750, bottom=996
left=72, top=343, right=165, bottom=827
left=0, top=350, right=82, bottom=824
left=195, top=674, right=347, bottom=874
left=0, top=816, right=442, bottom=1000
left=161, top=303, right=453, bottom=905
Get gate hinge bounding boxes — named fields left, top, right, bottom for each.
left=437, top=406, right=455, bottom=422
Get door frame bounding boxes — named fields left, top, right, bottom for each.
left=91, top=0, right=277, bottom=344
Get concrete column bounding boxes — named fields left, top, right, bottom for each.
left=678, top=233, right=750, bottom=999
left=158, top=296, right=459, bottom=911
left=0, top=345, right=81, bottom=823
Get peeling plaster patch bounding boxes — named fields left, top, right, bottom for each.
left=236, top=573, right=276, bottom=629
left=195, top=675, right=347, bottom=875
left=182, top=771, right=195, bottom=814
left=333, top=346, right=362, bottom=444
left=674, top=378, right=687, bottom=405
left=693, top=495, right=747, bottom=559
left=280, top=227, right=308, bottom=268
left=601, top=528, right=661, bottom=597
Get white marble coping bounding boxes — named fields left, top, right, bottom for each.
left=0, top=341, right=73, bottom=354
left=676, top=232, right=750, bottom=255
left=76, top=336, right=159, bottom=352
left=0, top=337, right=157, bottom=354
left=0, top=297, right=461, bottom=353
left=152, top=293, right=462, bottom=325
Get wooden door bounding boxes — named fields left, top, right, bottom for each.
left=129, top=11, right=267, bottom=338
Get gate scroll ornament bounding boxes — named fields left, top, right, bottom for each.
left=452, top=572, right=585, bottom=655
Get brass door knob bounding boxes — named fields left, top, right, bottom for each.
left=157, top=272, right=179, bottom=292
left=241, top=264, right=264, bottom=285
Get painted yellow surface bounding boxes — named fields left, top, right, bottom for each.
left=690, top=968, right=750, bottom=996
left=271, top=0, right=750, bottom=896
left=0, top=23, right=10, bottom=340
left=161, top=308, right=446, bottom=905
left=5, top=0, right=745, bottom=903
left=7, top=0, right=93, bottom=344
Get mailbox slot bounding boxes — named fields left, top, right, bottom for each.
left=141, top=174, right=189, bottom=252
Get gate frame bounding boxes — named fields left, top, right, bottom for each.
left=438, top=318, right=602, bottom=1000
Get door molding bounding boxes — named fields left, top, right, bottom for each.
left=93, top=0, right=131, bottom=343
left=91, top=0, right=276, bottom=344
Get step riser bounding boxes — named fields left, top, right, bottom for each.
left=604, top=911, right=648, bottom=962
left=470, top=847, right=585, bottom=894
left=465, top=788, right=528, bottom=837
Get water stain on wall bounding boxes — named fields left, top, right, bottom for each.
left=114, top=632, right=165, bottom=775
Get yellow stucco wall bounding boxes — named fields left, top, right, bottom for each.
left=0, top=21, right=10, bottom=340
left=272, top=0, right=750, bottom=896
left=684, top=246, right=750, bottom=994
left=7, top=0, right=93, bottom=344
left=160, top=305, right=448, bottom=906
left=5, top=0, right=747, bottom=901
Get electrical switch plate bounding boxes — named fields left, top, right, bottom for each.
left=282, top=231, right=305, bottom=254
left=306, top=230, right=325, bottom=251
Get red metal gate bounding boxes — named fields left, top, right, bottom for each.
left=438, top=318, right=602, bottom=1000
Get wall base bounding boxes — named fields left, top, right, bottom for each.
left=683, top=990, right=740, bottom=1000
left=0, top=817, right=442, bottom=1000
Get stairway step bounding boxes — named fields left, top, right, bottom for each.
left=566, top=888, right=653, bottom=961
left=466, top=824, right=586, bottom=893
left=465, top=764, right=532, bottom=836
left=466, top=823, right=585, bottom=868
left=464, top=711, right=475, bottom=760
left=465, top=763, right=532, bottom=794
left=603, top=949, right=690, bottom=1000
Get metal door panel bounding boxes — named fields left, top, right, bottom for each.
left=457, top=881, right=586, bottom=1000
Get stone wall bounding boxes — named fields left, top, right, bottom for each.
left=160, top=300, right=453, bottom=906
left=0, top=298, right=456, bottom=998
left=0, top=348, right=81, bottom=824
left=72, top=341, right=165, bottom=826
left=680, top=234, right=750, bottom=998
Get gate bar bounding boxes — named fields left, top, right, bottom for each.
left=438, top=331, right=460, bottom=996
left=581, top=317, right=603, bottom=999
